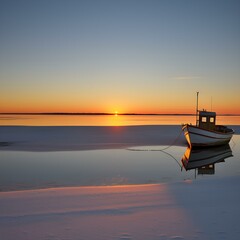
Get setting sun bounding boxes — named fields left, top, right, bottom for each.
left=0, top=2, right=239, bottom=115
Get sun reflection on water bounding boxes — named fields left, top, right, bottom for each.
left=0, top=114, right=239, bottom=126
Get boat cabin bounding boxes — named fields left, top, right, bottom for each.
left=198, top=164, right=215, bottom=175
left=198, top=110, right=216, bottom=130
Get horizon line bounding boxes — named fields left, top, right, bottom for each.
left=0, top=112, right=240, bottom=116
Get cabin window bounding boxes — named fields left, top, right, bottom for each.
left=210, top=117, right=215, bottom=123
left=201, top=117, right=207, bottom=122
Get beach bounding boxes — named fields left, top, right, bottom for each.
left=0, top=176, right=240, bottom=240
left=1, top=125, right=240, bottom=240
left=0, top=125, right=187, bottom=151
left=1, top=125, right=239, bottom=151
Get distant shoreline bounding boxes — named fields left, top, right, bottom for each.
left=1, top=112, right=240, bottom=116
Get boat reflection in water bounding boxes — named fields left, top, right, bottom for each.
left=181, top=144, right=233, bottom=176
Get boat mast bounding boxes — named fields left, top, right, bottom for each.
left=196, top=92, right=199, bottom=126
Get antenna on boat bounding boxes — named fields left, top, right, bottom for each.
left=196, top=92, right=199, bottom=126
left=211, top=96, right=213, bottom=111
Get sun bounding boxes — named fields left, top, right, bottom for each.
left=114, top=111, right=118, bottom=116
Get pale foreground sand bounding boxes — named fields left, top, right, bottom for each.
left=0, top=177, right=240, bottom=240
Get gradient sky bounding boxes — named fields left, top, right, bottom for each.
left=1, top=0, right=240, bottom=114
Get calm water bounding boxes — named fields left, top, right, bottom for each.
left=1, top=114, right=240, bottom=126
left=0, top=135, right=239, bottom=191
left=1, top=115, right=240, bottom=191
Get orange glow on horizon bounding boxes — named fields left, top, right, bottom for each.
left=1, top=107, right=240, bottom=115
left=0, top=95, right=239, bottom=115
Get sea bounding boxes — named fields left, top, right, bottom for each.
left=0, top=114, right=240, bottom=191
left=0, top=114, right=240, bottom=126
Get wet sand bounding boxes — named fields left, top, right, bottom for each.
left=0, top=125, right=187, bottom=151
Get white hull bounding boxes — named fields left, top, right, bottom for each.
left=182, top=124, right=234, bottom=147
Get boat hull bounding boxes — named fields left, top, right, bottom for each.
left=182, top=124, right=234, bottom=147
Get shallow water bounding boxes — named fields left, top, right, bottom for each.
left=1, top=114, right=240, bottom=126
left=1, top=135, right=239, bottom=192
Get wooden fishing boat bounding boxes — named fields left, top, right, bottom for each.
left=182, top=93, right=234, bottom=147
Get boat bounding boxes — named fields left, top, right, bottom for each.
left=181, top=144, right=233, bottom=173
left=182, top=93, right=234, bottom=147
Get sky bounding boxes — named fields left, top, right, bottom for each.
left=0, top=0, right=240, bottom=114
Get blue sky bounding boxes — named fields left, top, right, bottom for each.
left=1, top=0, right=240, bottom=113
